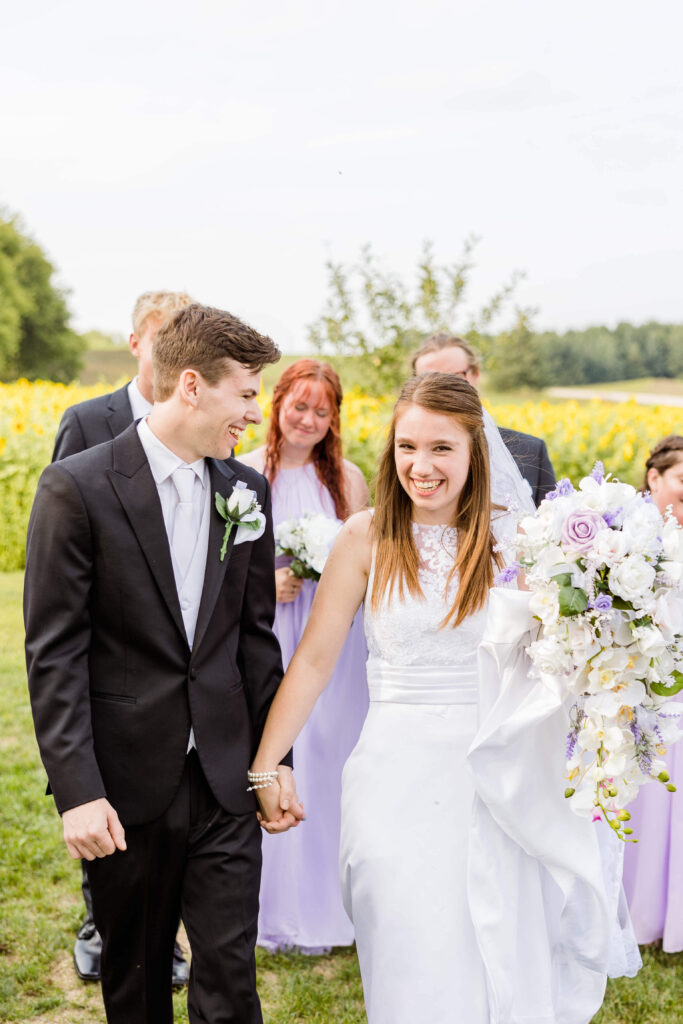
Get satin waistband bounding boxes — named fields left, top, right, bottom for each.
left=366, top=660, right=479, bottom=706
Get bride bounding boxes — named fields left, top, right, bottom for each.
left=253, top=373, right=637, bottom=1023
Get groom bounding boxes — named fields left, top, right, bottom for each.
left=25, top=304, right=300, bottom=1024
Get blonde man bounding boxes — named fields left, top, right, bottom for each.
left=52, top=291, right=194, bottom=986
left=53, top=291, right=194, bottom=460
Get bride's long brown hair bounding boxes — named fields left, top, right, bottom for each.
left=263, top=359, right=349, bottom=521
left=371, top=373, right=503, bottom=628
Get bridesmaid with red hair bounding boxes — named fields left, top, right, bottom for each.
left=240, top=358, right=369, bottom=952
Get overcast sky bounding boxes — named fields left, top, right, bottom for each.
left=3, top=0, right=682, bottom=350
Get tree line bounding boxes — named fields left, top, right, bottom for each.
left=2, top=215, right=681, bottom=391
left=487, top=317, right=683, bottom=392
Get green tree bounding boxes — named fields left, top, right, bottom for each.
left=307, top=238, right=524, bottom=395
left=0, top=212, right=84, bottom=382
left=487, top=310, right=548, bottom=390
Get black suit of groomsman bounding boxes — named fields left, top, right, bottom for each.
left=53, top=383, right=135, bottom=460
left=497, top=426, right=555, bottom=507
left=26, top=305, right=296, bottom=1024
left=413, top=333, right=556, bottom=507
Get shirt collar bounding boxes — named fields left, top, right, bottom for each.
left=127, top=376, right=153, bottom=420
left=137, top=417, right=207, bottom=488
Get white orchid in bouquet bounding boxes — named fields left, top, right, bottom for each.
left=274, top=513, right=342, bottom=581
left=509, top=462, right=683, bottom=840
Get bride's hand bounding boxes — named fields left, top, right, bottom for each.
left=255, top=767, right=305, bottom=834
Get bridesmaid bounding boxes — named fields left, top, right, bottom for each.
left=239, top=358, right=369, bottom=952
left=623, top=435, right=683, bottom=952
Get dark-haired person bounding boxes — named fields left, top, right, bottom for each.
left=52, top=289, right=194, bottom=987
left=25, top=305, right=302, bottom=1024
left=623, top=435, right=683, bottom=954
left=240, top=358, right=368, bottom=953
left=248, top=374, right=627, bottom=1023
left=413, top=332, right=555, bottom=505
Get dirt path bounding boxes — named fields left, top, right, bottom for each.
left=547, top=387, right=683, bottom=407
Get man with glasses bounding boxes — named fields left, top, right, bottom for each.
left=413, top=332, right=555, bottom=506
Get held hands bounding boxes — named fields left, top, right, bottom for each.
left=275, top=567, right=303, bottom=604
left=62, top=797, right=127, bottom=861
left=254, top=765, right=305, bottom=834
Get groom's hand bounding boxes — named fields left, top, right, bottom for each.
left=62, top=797, right=127, bottom=860
left=256, top=766, right=305, bottom=834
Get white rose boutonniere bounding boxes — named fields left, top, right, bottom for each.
left=215, top=480, right=266, bottom=560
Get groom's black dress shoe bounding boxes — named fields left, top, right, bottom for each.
left=73, top=917, right=190, bottom=988
left=73, top=917, right=101, bottom=982
left=171, top=943, right=190, bottom=988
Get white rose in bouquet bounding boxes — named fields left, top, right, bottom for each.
left=662, top=514, right=683, bottom=561
left=528, top=583, right=561, bottom=626
left=609, top=555, right=656, bottom=606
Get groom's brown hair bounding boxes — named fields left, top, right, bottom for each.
left=152, top=304, right=280, bottom=400
left=371, top=373, right=504, bottom=628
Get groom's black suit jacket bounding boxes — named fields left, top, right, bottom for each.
left=25, top=423, right=287, bottom=827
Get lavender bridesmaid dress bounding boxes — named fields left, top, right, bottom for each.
left=257, top=462, right=369, bottom=952
left=622, top=742, right=683, bottom=952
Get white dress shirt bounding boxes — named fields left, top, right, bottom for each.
left=137, top=417, right=211, bottom=751
left=127, top=376, right=153, bottom=420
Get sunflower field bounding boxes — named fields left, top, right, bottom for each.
left=1, top=379, right=681, bottom=571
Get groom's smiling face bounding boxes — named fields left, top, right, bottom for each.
left=193, top=362, right=263, bottom=460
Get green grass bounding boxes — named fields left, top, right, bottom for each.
left=2, top=570, right=683, bottom=1022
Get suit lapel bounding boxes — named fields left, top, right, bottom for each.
left=106, top=384, right=135, bottom=439
left=193, top=459, right=238, bottom=653
left=107, top=424, right=187, bottom=644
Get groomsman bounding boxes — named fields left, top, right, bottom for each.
left=52, top=290, right=194, bottom=985
left=413, top=333, right=556, bottom=506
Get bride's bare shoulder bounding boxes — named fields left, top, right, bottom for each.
left=335, top=509, right=374, bottom=567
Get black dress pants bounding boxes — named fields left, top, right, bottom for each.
left=86, top=751, right=263, bottom=1024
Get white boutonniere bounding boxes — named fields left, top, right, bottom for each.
left=215, top=481, right=266, bottom=560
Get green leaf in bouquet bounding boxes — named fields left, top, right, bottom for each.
left=551, top=572, right=573, bottom=588
left=650, top=670, right=683, bottom=697
left=611, top=596, right=634, bottom=611
left=289, top=558, right=321, bottom=581
left=558, top=586, right=588, bottom=617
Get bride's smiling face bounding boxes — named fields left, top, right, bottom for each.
left=394, top=405, right=471, bottom=524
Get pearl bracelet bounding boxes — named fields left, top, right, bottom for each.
left=247, top=769, right=279, bottom=792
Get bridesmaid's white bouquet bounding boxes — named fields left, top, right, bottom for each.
left=512, top=462, right=683, bottom=840
left=274, top=513, right=341, bottom=581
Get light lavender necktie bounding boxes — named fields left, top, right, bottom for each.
left=171, top=466, right=196, bottom=580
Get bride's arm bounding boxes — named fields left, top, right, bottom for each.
left=253, top=510, right=373, bottom=827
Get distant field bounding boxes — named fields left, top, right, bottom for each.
left=78, top=350, right=683, bottom=405
left=549, top=378, right=683, bottom=397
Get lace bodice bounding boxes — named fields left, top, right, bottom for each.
left=364, top=523, right=490, bottom=669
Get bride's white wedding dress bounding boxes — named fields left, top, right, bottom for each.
left=340, top=521, right=639, bottom=1024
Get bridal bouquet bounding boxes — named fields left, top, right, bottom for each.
left=514, top=463, right=683, bottom=840
left=274, top=513, right=342, bottom=581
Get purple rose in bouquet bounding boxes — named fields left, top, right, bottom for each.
left=561, top=509, right=607, bottom=553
